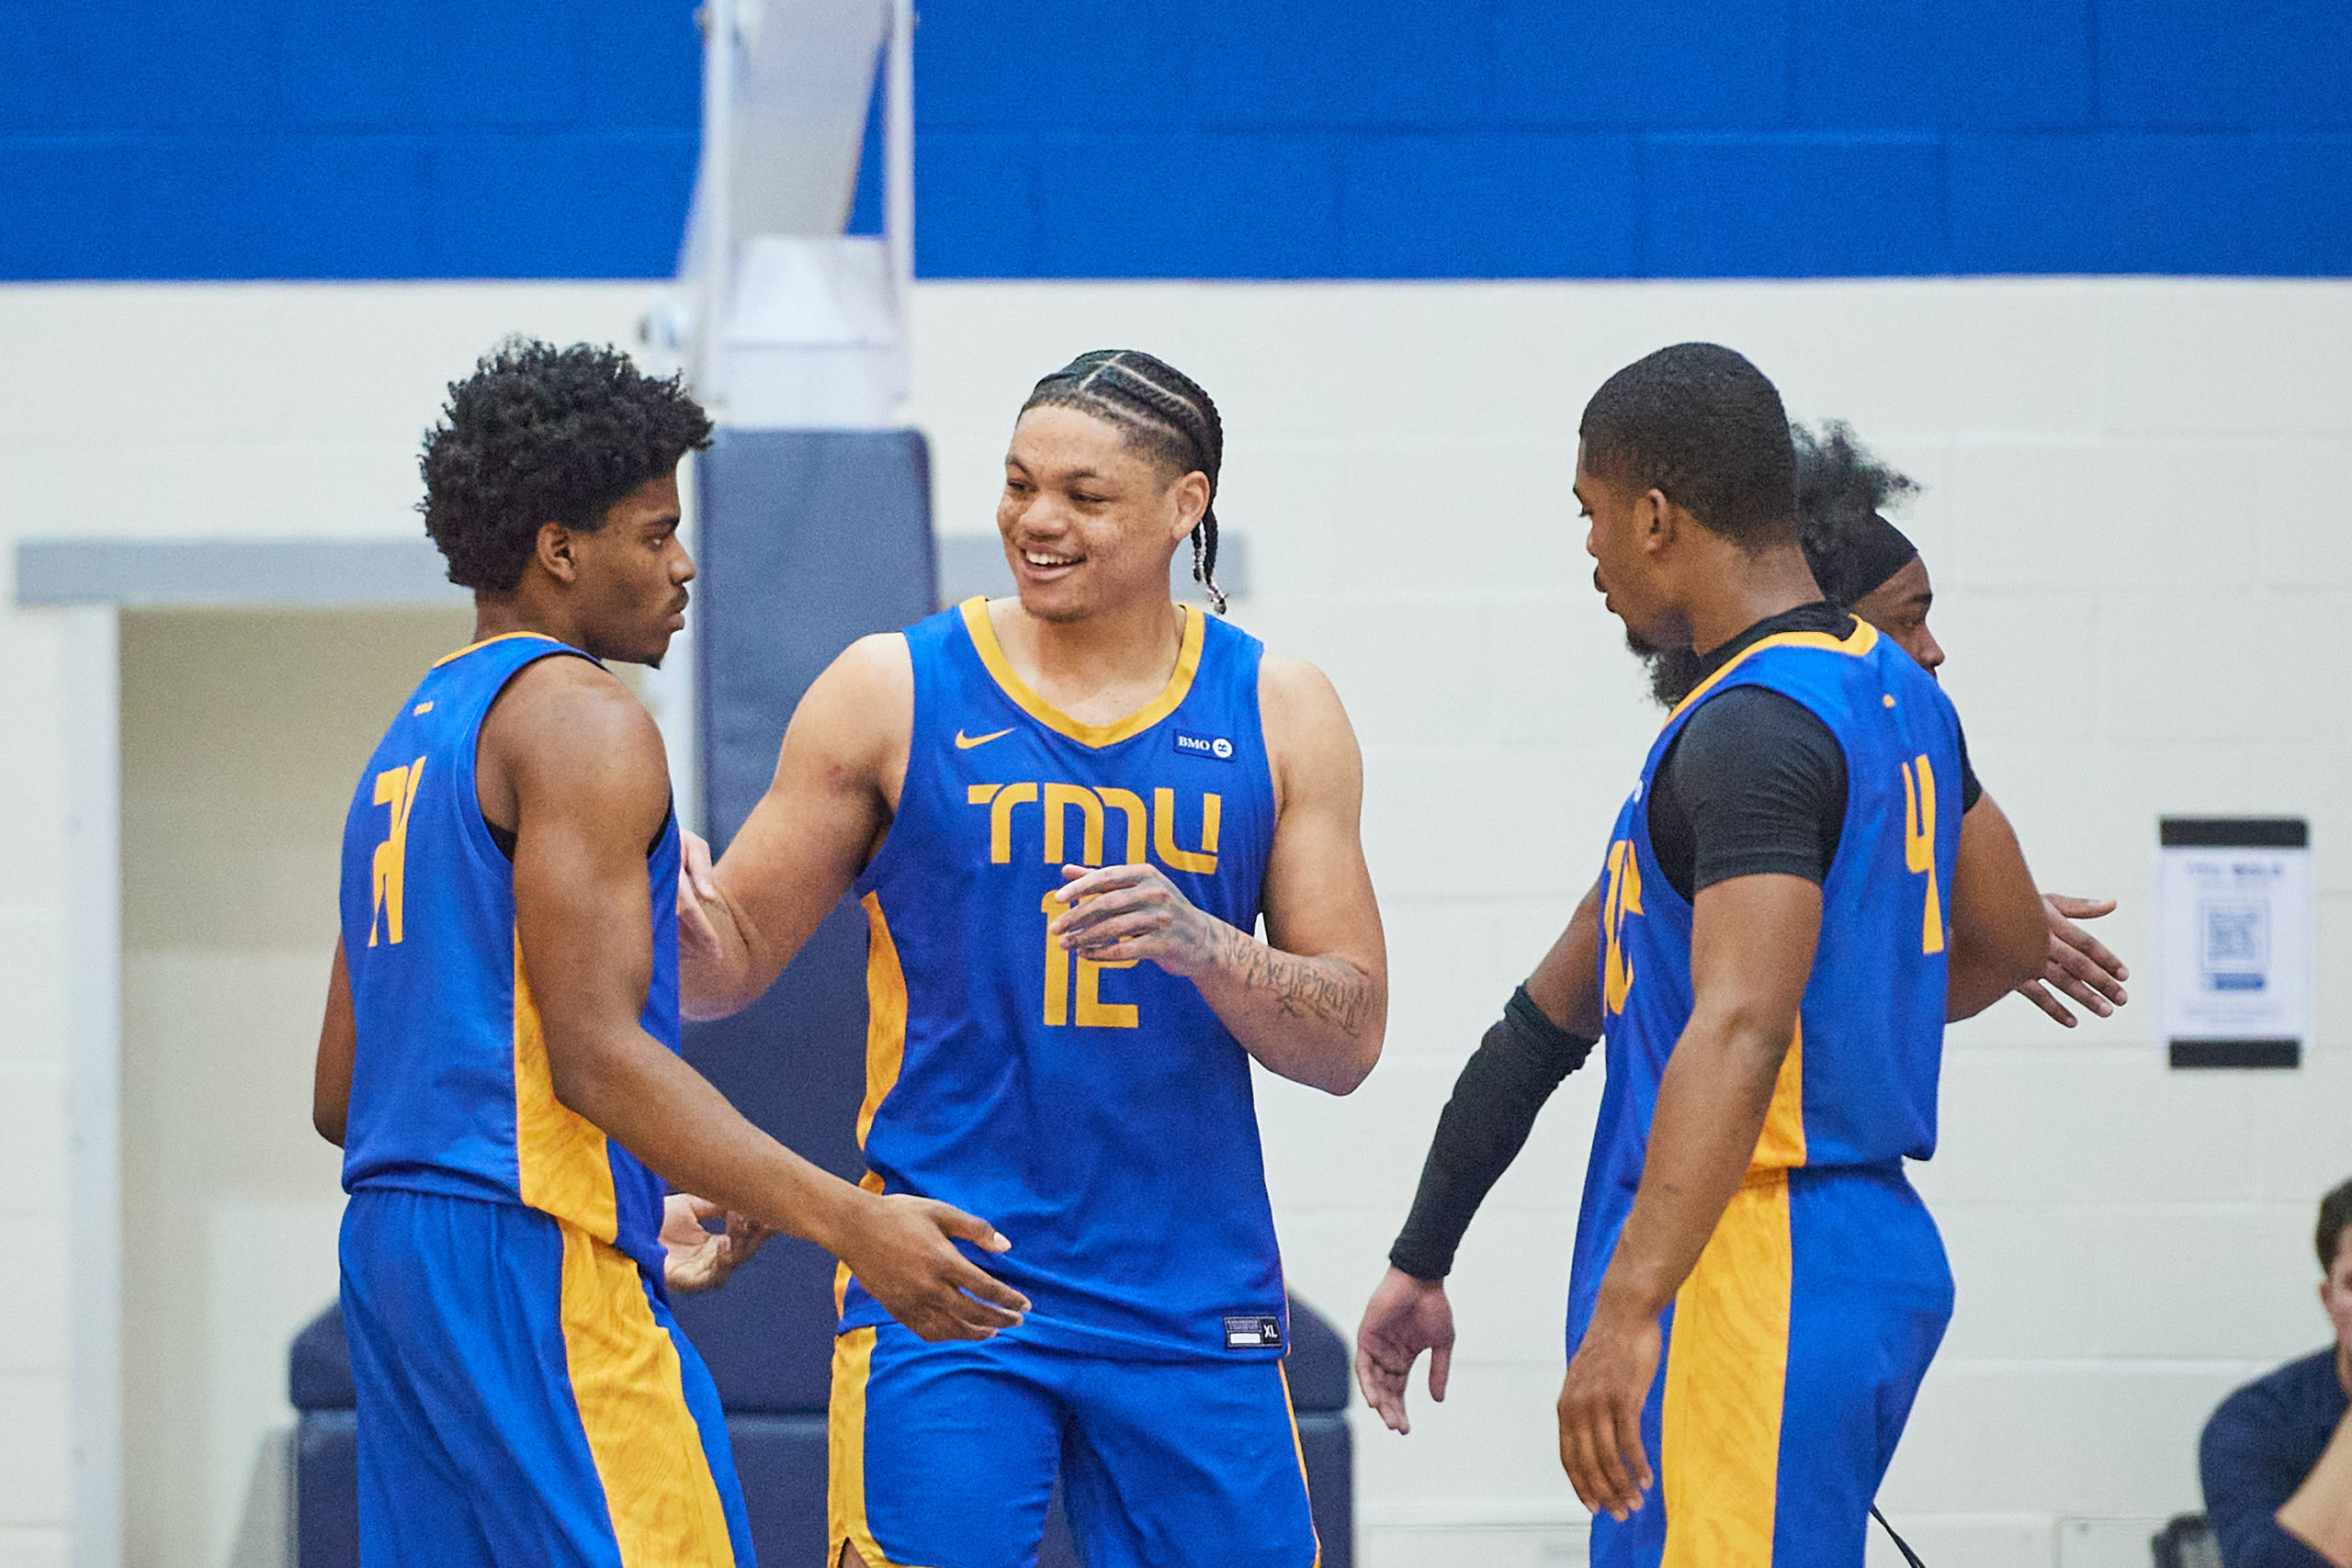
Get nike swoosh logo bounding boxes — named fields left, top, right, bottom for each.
left=955, top=727, right=1016, bottom=750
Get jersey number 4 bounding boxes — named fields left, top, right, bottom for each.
left=368, top=757, right=425, bottom=947
left=1901, top=754, right=1945, bottom=956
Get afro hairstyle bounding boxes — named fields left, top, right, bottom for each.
left=1791, top=419, right=1920, bottom=569
left=419, top=337, right=712, bottom=593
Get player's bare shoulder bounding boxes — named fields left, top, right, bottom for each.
left=778, top=630, right=918, bottom=802
left=475, top=654, right=672, bottom=835
left=1255, top=650, right=1363, bottom=818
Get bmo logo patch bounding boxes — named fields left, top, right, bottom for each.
left=1173, top=731, right=1236, bottom=761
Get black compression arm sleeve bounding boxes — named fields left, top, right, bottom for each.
left=1388, top=987, right=1597, bottom=1281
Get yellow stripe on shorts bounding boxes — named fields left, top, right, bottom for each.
left=1659, top=1169, right=1794, bottom=1567
left=557, top=1222, right=735, bottom=1567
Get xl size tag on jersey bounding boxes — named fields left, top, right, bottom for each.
left=1174, top=730, right=1237, bottom=761
left=1223, top=1314, right=1283, bottom=1350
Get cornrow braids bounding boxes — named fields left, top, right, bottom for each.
left=1023, top=349, right=1229, bottom=615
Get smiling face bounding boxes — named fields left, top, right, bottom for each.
left=1849, top=554, right=1945, bottom=674
left=557, top=469, right=695, bottom=668
left=1577, top=440, right=1687, bottom=656
left=998, top=405, right=1207, bottom=623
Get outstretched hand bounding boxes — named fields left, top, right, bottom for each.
left=661, top=1193, right=775, bottom=1296
left=1356, top=1267, right=1456, bottom=1435
left=2016, top=894, right=2130, bottom=1027
left=841, top=1192, right=1033, bottom=1344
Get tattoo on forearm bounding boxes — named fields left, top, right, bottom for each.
left=1214, top=923, right=1374, bottom=1034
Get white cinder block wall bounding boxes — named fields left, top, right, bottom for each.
left=2, top=278, right=2346, bottom=1567
left=910, top=280, right=2352, bottom=1568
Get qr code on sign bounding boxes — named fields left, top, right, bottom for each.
left=2202, top=902, right=2266, bottom=964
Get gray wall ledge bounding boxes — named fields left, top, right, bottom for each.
left=17, top=534, right=1249, bottom=611
left=16, top=537, right=469, bottom=608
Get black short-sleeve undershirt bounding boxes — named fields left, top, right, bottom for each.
left=1646, top=603, right=1980, bottom=902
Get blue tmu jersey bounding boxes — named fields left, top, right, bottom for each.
left=1568, top=619, right=1966, bottom=1349
left=336, top=632, right=682, bottom=1280
left=842, top=598, right=1286, bottom=1360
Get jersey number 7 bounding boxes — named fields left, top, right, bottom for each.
left=368, top=758, right=426, bottom=947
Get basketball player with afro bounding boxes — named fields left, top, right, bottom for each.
left=677, top=350, right=1387, bottom=1568
left=316, top=339, right=1024, bottom=1568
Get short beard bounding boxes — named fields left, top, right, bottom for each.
left=1624, top=627, right=1706, bottom=710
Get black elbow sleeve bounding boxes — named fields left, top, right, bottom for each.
left=1387, top=987, right=1597, bottom=1280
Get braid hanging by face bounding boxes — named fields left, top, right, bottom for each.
left=1022, top=349, right=1228, bottom=615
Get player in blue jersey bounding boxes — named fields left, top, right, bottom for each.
left=311, top=339, right=1029, bottom=1568
left=1541, top=344, right=2048, bottom=1564
left=1357, top=420, right=2137, bottom=1457
left=676, top=349, right=1388, bottom=1568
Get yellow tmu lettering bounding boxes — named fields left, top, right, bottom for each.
left=1044, top=783, right=1106, bottom=867
left=368, top=756, right=426, bottom=947
left=1153, top=788, right=1220, bottom=875
left=987, top=782, right=1039, bottom=864
left=1902, top=755, right=1945, bottom=955
left=1096, top=786, right=1148, bottom=866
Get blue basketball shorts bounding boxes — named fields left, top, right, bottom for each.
left=340, top=1188, right=755, bottom=1568
left=827, top=1321, right=1319, bottom=1568
left=1586, top=1161, right=1954, bottom=1568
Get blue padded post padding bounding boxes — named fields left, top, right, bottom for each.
left=678, top=428, right=938, bottom=1414
left=295, top=1412, right=358, bottom=1568
left=717, top=1416, right=832, bottom=1565
left=694, top=429, right=937, bottom=852
left=292, top=1403, right=1351, bottom=1567
left=288, top=1303, right=354, bottom=1411
left=1284, top=1295, right=1351, bottom=1412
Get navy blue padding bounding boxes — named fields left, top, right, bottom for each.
left=288, top=1292, right=1350, bottom=1415
left=1299, top=1415, right=1355, bottom=1568
left=667, top=1236, right=844, bottom=1414
left=288, top=1303, right=354, bottom=1412
left=719, top=1416, right=832, bottom=1565
left=295, top=1412, right=359, bottom=1568
left=292, top=1407, right=1351, bottom=1567
left=1283, top=1295, right=1351, bottom=1413
left=694, top=430, right=937, bottom=852
left=683, top=428, right=936, bottom=1417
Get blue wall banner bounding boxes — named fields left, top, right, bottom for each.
left=6, top=1, right=2350, bottom=280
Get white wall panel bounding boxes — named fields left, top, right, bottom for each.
left=6, top=276, right=2348, bottom=1562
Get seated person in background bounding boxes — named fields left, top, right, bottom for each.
left=2203, top=1177, right=2352, bottom=1567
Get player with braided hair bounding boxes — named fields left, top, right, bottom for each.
left=677, top=348, right=1386, bottom=1567
left=1023, top=348, right=1232, bottom=614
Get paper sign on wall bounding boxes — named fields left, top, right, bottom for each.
left=2157, top=818, right=2312, bottom=1069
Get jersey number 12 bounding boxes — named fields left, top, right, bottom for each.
left=1041, top=892, right=1139, bottom=1028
